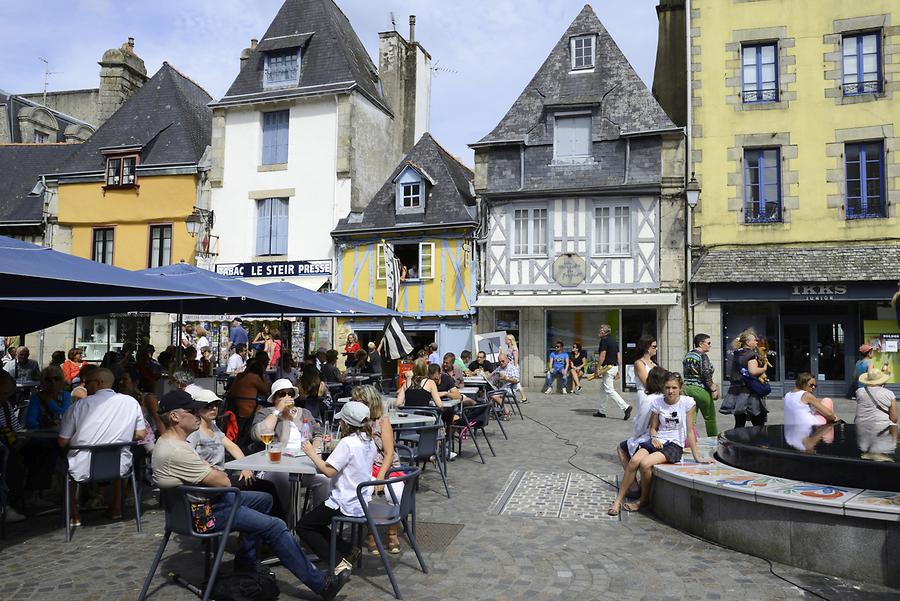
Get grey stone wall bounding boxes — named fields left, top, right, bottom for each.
left=19, top=90, right=99, bottom=127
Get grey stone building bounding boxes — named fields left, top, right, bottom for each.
left=470, top=5, right=686, bottom=389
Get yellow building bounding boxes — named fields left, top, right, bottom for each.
left=332, top=133, right=477, bottom=358
left=49, top=63, right=212, bottom=360
left=668, top=0, right=900, bottom=396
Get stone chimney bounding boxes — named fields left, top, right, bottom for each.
left=97, top=37, right=148, bottom=126
left=378, top=15, right=432, bottom=156
left=240, top=39, right=259, bottom=71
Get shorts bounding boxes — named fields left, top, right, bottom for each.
left=637, top=440, right=683, bottom=463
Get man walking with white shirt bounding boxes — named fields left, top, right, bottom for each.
left=592, top=324, right=631, bottom=420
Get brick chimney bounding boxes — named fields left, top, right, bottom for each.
left=97, top=37, right=148, bottom=126
left=378, top=15, right=432, bottom=155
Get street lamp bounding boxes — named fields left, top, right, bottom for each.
left=186, top=208, right=214, bottom=237
left=685, top=172, right=701, bottom=209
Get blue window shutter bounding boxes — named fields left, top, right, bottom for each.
left=274, top=111, right=289, bottom=164
left=256, top=199, right=272, bottom=255
left=262, top=113, right=275, bottom=165
left=273, top=198, right=289, bottom=254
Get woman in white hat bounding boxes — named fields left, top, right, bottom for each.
left=855, top=368, right=897, bottom=429
left=297, top=400, right=376, bottom=577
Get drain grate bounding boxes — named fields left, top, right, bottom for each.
left=411, top=521, right=465, bottom=553
left=490, top=470, right=619, bottom=521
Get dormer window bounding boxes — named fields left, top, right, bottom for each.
left=394, top=165, right=430, bottom=214
left=571, top=35, right=595, bottom=70
left=105, top=155, right=138, bottom=188
left=264, top=49, right=300, bottom=89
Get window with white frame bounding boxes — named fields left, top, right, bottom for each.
left=593, top=205, right=631, bottom=255
left=571, top=35, right=595, bottom=70
left=742, top=43, right=778, bottom=103
left=264, top=49, right=300, bottom=89
left=92, top=228, right=114, bottom=265
left=376, top=242, right=434, bottom=281
left=148, top=224, right=172, bottom=268
left=513, top=207, right=548, bottom=256
left=401, top=182, right=421, bottom=209
left=256, top=197, right=289, bottom=256
left=842, top=32, right=882, bottom=95
left=554, top=114, right=592, bottom=160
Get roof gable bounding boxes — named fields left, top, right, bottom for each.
left=474, top=4, right=675, bottom=146
left=333, top=133, right=476, bottom=235
left=57, top=63, right=211, bottom=175
left=216, top=0, right=388, bottom=112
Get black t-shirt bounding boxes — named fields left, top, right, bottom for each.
left=598, top=337, right=618, bottom=366
left=321, top=364, right=342, bottom=383
left=571, top=350, right=587, bottom=368
left=468, top=360, right=495, bottom=373
left=436, top=373, right=456, bottom=393
left=730, top=348, right=757, bottom=384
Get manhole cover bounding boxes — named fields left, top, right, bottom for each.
left=411, top=521, right=465, bottom=554
left=490, top=470, right=618, bottom=520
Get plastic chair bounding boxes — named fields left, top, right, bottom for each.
left=329, top=468, right=426, bottom=600
left=64, top=441, right=142, bottom=541
left=137, top=485, right=240, bottom=601
left=393, top=424, right=449, bottom=498
left=450, top=403, right=495, bottom=464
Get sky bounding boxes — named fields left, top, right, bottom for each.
left=0, top=0, right=661, bottom=165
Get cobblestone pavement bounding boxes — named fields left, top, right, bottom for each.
left=2, top=389, right=897, bottom=601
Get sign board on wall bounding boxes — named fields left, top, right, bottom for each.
left=216, top=260, right=331, bottom=278
left=707, top=281, right=898, bottom=303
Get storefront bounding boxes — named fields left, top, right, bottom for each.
left=704, top=281, right=900, bottom=397
left=75, top=313, right=151, bottom=362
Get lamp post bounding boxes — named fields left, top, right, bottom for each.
left=684, top=172, right=701, bottom=346
left=186, top=208, right=216, bottom=263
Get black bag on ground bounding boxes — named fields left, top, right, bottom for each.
left=207, top=569, right=280, bottom=601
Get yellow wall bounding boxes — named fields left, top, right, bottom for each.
left=58, top=175, right=198, bottom=269
left=693, top=0, right=899, bottom=248
left=338, top=238, right=473, bottom=315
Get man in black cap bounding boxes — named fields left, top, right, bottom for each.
left=151, top=390, right=348, bottom=600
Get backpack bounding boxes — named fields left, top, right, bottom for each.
left=207, top=570, right=280, bottom=601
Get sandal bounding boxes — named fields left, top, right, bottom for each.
left=387, top=536, right=401, bottom=555
left=623, top=502, right=642, bottom=512
left=367, top=536, right=380, bottom=556
left=607, top=502, right=620, bottom=517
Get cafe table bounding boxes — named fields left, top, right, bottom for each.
left=224, top=449, right=317, bottom=529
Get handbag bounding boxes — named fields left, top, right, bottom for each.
left=189, top=499, right=216, bottom=533
left=740, top=368, right=771, bottom=397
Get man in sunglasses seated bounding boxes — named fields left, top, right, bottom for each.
left=152, top=389, right=349, bottom=600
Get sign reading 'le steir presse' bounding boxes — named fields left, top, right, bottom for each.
left=215, top=260, right=332, bottom=278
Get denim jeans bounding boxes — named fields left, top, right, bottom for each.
left=544, top=369, right=568, bottom=390
left=212, top=490, right=326, bottom=593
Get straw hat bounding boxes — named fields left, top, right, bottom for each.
left=859, top=368, right=890, bottom=387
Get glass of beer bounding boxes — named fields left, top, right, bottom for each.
left=268, top=443, right=282, bottom=463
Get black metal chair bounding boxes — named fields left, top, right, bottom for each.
left=137, top=486, right=240, bottom=601
left=64, top=441, right=142, bottom=541
left=0, top=441, right=9, bottom=540
left=393, top=424, right=449, bottom=498
left=449, top=402, right=495, bottom=463
left=329, top=467, right=426, bottom=600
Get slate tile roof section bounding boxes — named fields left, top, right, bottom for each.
left=333, top=133, right=476, bottom=235
left=213, top=0, right=389, bottom=114
left=0, top=144, right=78, bottom=223
left=692, top=247, right=900, bottom=283
left=1, top=94, right=93, bottom=143
left=57, top=63, right=211, bottom=175
left=473, top=4, right=675, bottom=146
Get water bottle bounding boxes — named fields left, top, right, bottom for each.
left=300, top=418, right=312, bottom=445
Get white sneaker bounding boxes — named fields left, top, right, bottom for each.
left=334, top=558, right=353, bottom=576
left=543, top=388, right=552, bottom=395
left=561, top=389, right=568, bottom=395
left=448, top=451, right=458, bottom=461
left=4, top=506, right=26, bottom=523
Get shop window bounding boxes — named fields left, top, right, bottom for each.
left=495, top=310, right=520, bottom=345
left=75, top=313, right=149, bottom=362
left=264, top=49, right=300, bottom=89
left=742, top=43, right=778, bottom=103
left=261, top=110, right=289, bottom=165
left=105, top=155, right=138, bottom=188
left=376, top=242, right=434, bottom=281
left=845, top=141, right=885, bottom=219
left=256, top=197, right=289, bottom=256
left=512, top=206, right=548, bottom=256
left=571, top=35, right=595, bottom=70
left=92, top=228, right=114, bottom=265
left=842, top=32, right=882, bottom=95
left=593, top=204, right=631, bottom=255
left=743, top=148, right=781, bottom=223
left=554, top=114, right=591, bottom=160
left=148, top=224, right=172, bottom=268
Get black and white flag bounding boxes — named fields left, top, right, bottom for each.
left=383, top=316, right=413, bottom=360
left=382, top=240, right=401, bottom=311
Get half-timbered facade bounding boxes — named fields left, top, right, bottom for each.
left=471, top=5, right=687, bottom=387
left=332, top=133, right=477, bottom=357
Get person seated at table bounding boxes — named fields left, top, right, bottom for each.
left=226, top=343, right=248, bottom=376
left=71, top=364, right=98, bottom=402
left=352, top=385, right=404, bottom=555
left=26, top=365, right=72, bottom=430
left=152, top=390, right=349, bottom=600
left=397, top=359, right=444, bottom=412
left=488, top=352, right=518, bottom=419
left=297, top=401, right=376, bottom=577
left=428, top=363, right=475, bottom=411
left=50, top=350, right=65, bottom=368
left=347, top=349, right=369, bottom=375
left=320, top=350, right=342, bottom=384
left=456, top=351, right=471, bottom=374
left=608, top=372, right=710, bottom=516
left=441, top=353, right=465, bottom=388
left=187, top=387, right=285, bottom=519
left=225, top=358, right=271, bottom=454
left=62, top=348, right=85, bottom=385
left=115, top=368, right=159, bottom=487
left=0, top=370, right=29, bottom=522
left=135, top=345, right=162, bottom=392
left=198, top=347, right=213, bottom=378
left=273, top=352, right=299, bottom=384
left=58, top=367, right=147, bottom=525
left=181, top=346, right=202, bottom=378
left=5, top=346, right=40, bottom=383
left=467, top=351, right=494, bottom=375
left=297, top=366, right=330, bottom=402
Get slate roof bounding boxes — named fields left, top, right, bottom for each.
left=473, top=4, right=675, bottom=146
left=692, top=246, right=900, bottom=283
left=213, top=0, right=388, bottom=113
left=333, top=133, right=476, bottom=235
left=57, top=63, right=211, bottom=175
left=0, top=94, right=93, bottom=144
left=0, top=144, right=78, bottom=223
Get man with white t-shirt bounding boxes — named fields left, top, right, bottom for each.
left=58, top=368, right=146, bottom=524
left=226, top=343, right=248, bottom=375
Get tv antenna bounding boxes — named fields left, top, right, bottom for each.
left=431, top=59, right=458, bottom=78
left=38, top=57, right=61, bottom=105
left=389, top=11, right=396, bottom=32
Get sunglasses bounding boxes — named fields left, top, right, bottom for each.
left=274, top=390, right=296, bottom=398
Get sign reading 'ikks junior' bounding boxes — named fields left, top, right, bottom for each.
left=216, top=260, right=332, bottom=278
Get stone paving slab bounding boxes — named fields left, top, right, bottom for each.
left=1, top=391, right=896, bottom=600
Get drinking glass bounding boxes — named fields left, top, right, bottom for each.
left=268, top=443, right=282, bottom=463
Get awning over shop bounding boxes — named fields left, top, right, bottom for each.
left=473, top=292, right=679, bottom=308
